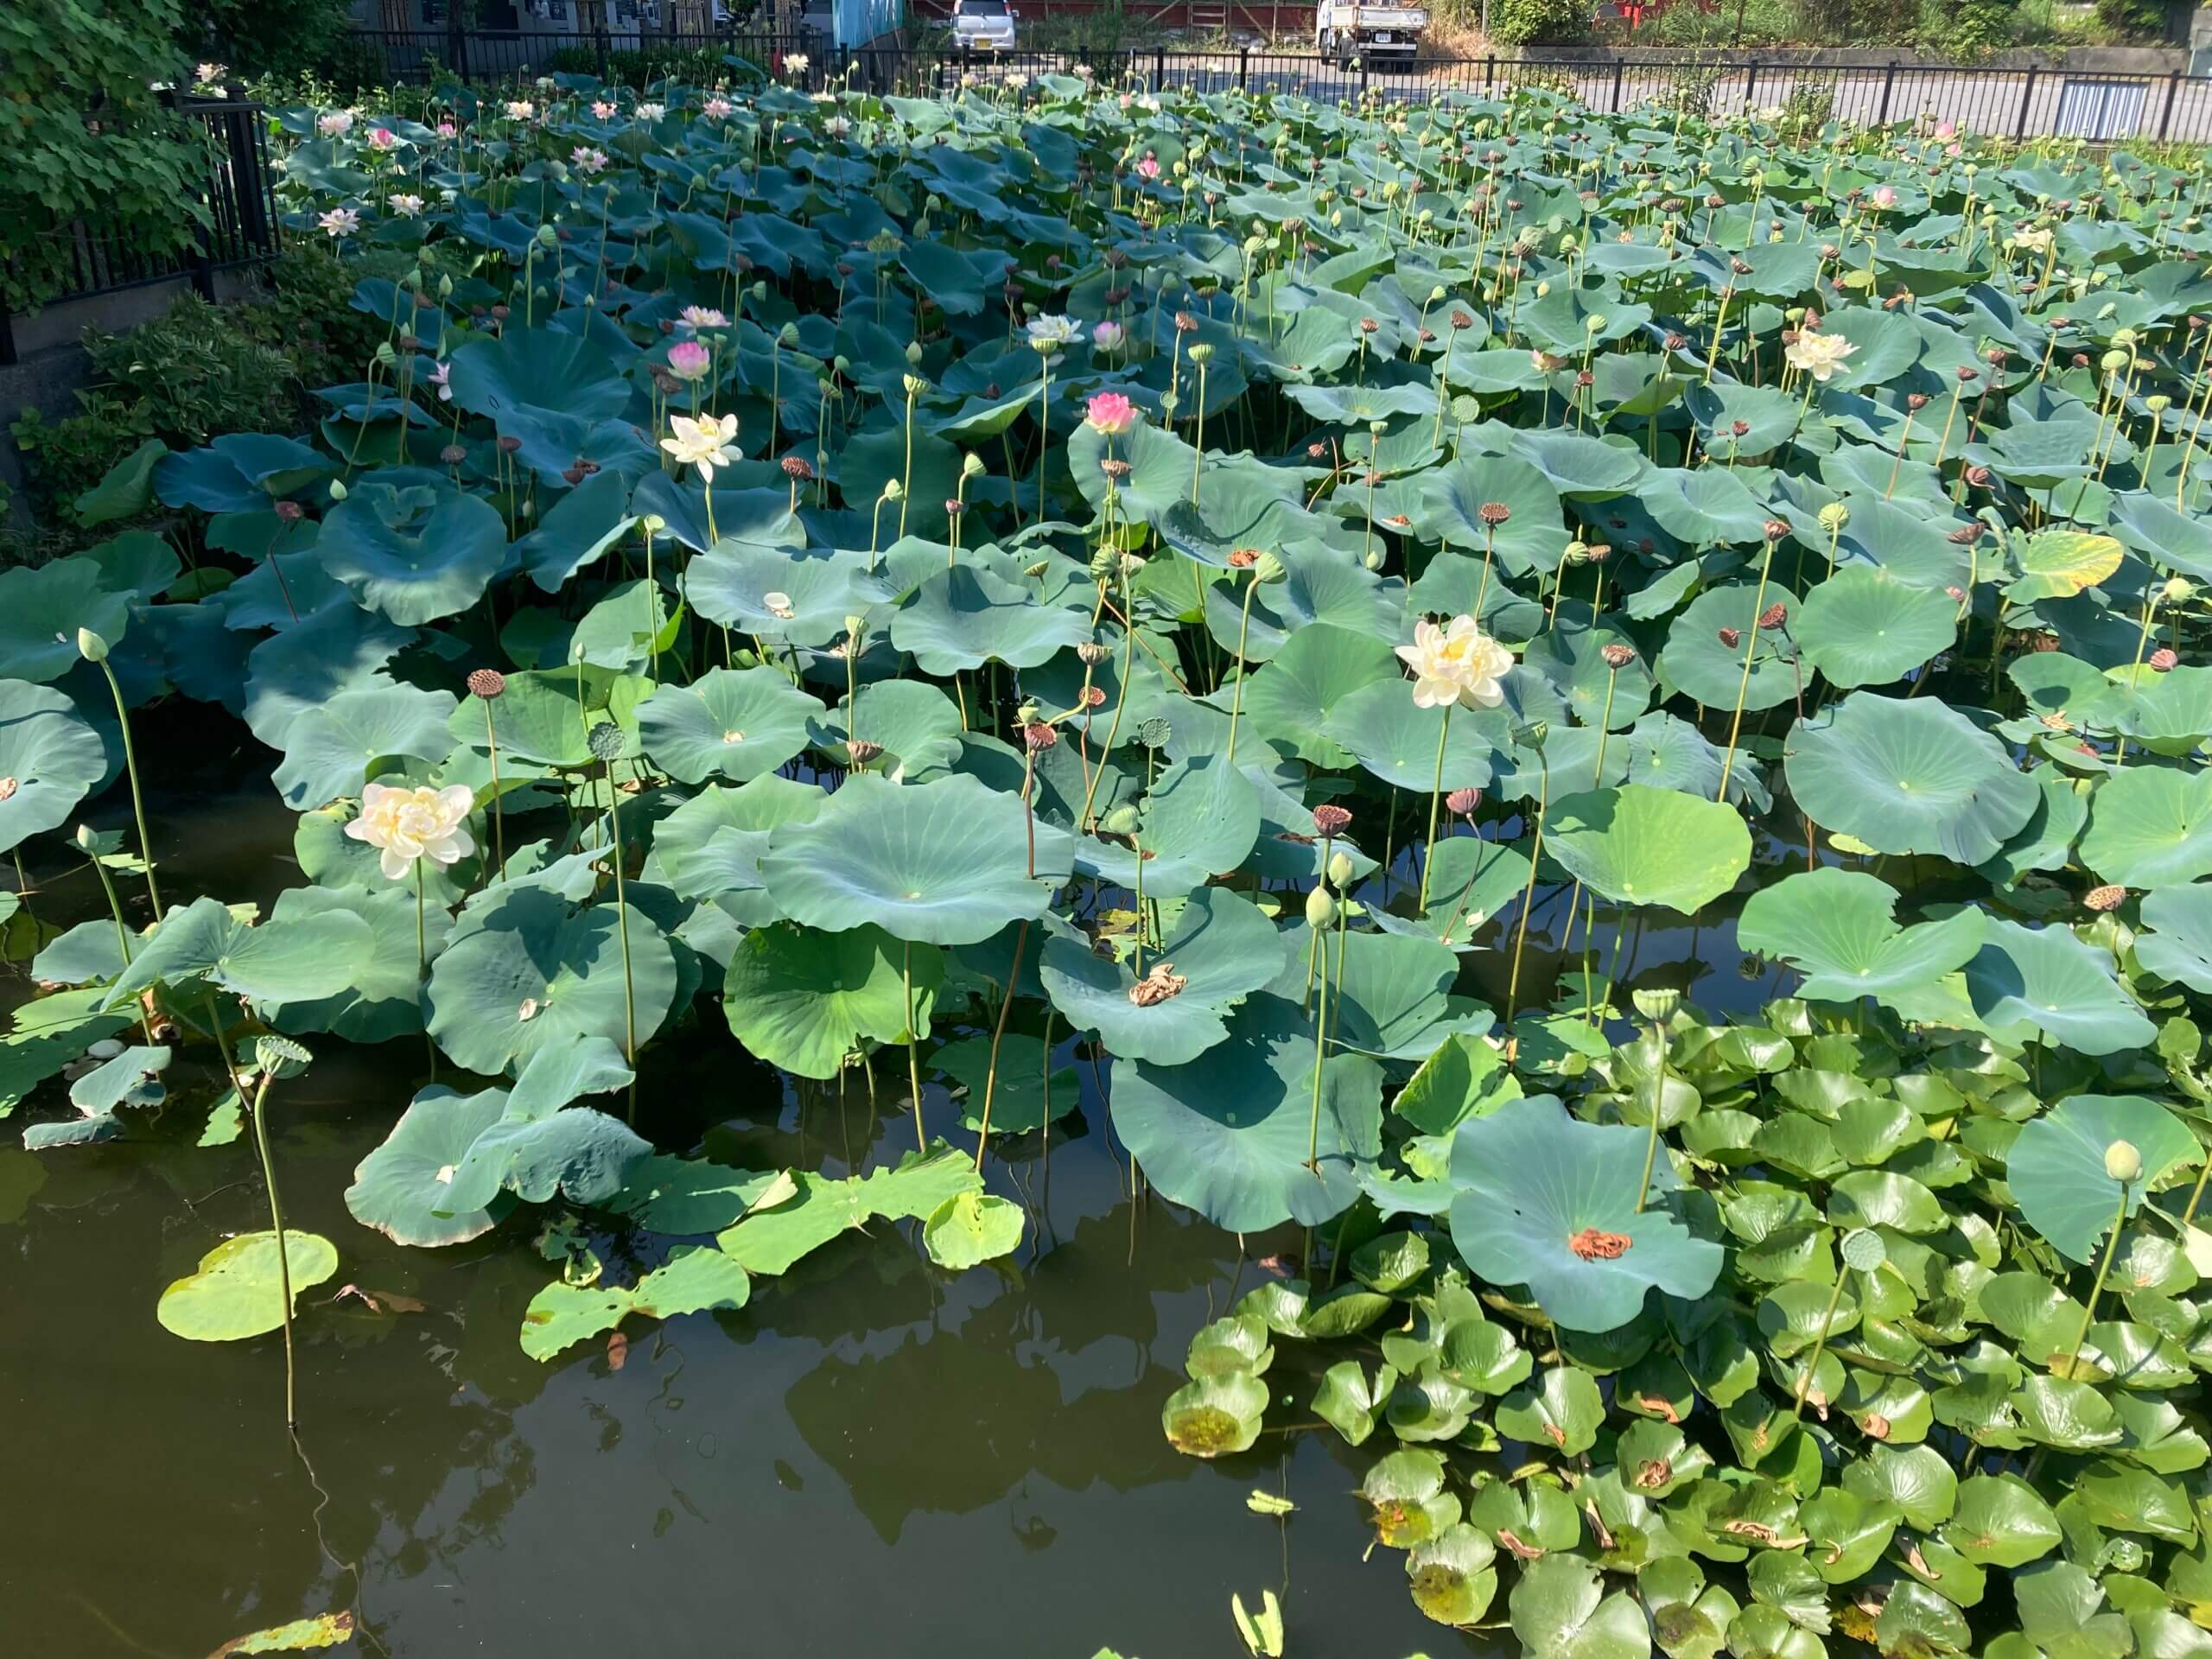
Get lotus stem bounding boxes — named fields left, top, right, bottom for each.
left=2113, top=593, right=2164, bottom=766
left=902, top=938, right=926, bottom=1154
left=1594, top=667, right=1619, bottom=784
left=2058, top=1184, right=2133, bottom=1382
left=1305, top=832, right=1336, bottom=1013
left=1305, top=934, right=1330, bottom=1176
left=1415, top=702, right=1453, bottom=915
left=2177, top=1158, right=2210, bottom=1230
left=1718, top=538, right=1777, bottom=801
left=94, top=659, right=161, bottom=919
left=1786, top=1262, right=1851, bottom=1425
left=1224, top=569, right=1259, bottom=769
left=603, top=756, right=639, bottom=1118
left=703, top=479, right=718, bottom=547
left=973, top=919, right=1029, bottom=1172
left=1132, top=830, right=1147, bottom=979
left=1473, top=526, right=1498, bottom=620
left=899, top=381, right=917, bottom=539
left=1503, top=752, right=1550, bottom=1039
left=1634, top=1019, right=1667, bottom=1214
left=483, top=701, right=505, bottom=878
left=1077, top=566, right=1136, bottom=832
left=247, top=1067, right=299, bottom=1429
left=414, top=860, right=435, bottom=1079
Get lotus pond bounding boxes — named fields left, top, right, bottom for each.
left=10, top=64, right=2212, bottom=1657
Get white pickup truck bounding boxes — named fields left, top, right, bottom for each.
left=1314, top=0, right=1428, bottom=68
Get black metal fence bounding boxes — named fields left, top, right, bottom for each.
left=835, top=46, right=2212, bottom=145
left=346, top=21, right=824, bottom=86
left=0, top=93, right=281, bottom=366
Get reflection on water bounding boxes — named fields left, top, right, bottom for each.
left=0, top=755, right=1783, bottom=1656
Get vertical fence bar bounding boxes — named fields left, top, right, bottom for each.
left=1610, top=57, right=1624, bottom=113
left=2017, top=64, right=2037, bottom=139
left=2162, top=69, right=2183, bottom=139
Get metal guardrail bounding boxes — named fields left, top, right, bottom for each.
left=0, top=94, right=281, bottom=366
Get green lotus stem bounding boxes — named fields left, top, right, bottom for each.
left=2177, top=1158, right=2211, bottom=1230
left=1634, top=1020, right=1668, bottom=1215
left=1883, top=406, right=1918, bottom=499
left=1305, top=931, right=1330, bottom=1175
left=769, top=340, right=781, bottom=462
left=1778, top=1261, right=1854, bottom=1427
left=1077, top=568, right=1136, bottom=833
left=93, top=659, right=161, bottom=918
left=2058, top=1185, right=2133, bottom=1382
left=482, top=702, right=505, bottom=879
left=1305, top=833, right=1336, bottom=1013
left=899, top=381, right=918, bottom=539
left=247, top=1066, right=299, bottom=1429
left=1717, top=539, right=1777, bottom=802
left=1131, top=830, right=1147, bottom=979
left=603, top=755, right=639, bottom=1119
left=1224, top=569, right=1259, bottom=769
left=902, top=938, right=926, bottom=1154
left=1033, top=359, right=1052, bottom=528
left=868, top=490, right=889, bottom=574
left=1503, top=751, right=1550, bottom=1039
left=1594, top=668, right=1619, bottom=783
left=1701, top=283, right=1734, bottom=385
left=703, top=479, right=718, bottom=547
left=2113, top=593, right=2164, bottom=766
left=1473, top=525, right=1498, bottom=621
left=1192, top=364, right=1207, bottom=502
left=1415, top=702, right=1454, bottom=915
left=972, top=918, right=1029, bottom=1172
left=1928, top=378, right=1967, bottom=479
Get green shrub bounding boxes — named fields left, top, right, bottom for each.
left=1926, top=0, right=2017, bottom=57
left=2094, top=0, right=2168, bottom=40
left=195, top=0, right=357, bottom=79
left=0, top=0, right=205, bottom=315
left=1490, top=0, right=1591, bottom=46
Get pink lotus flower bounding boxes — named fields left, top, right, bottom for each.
left=704, top=96, right=732, bottom=118
left=1934, top=121, right=1956, bottom=140
left=571, top=145, right=607, bottom=174
left=667, top=340, right=712, bottom=381
left=1136, top=156, right=1160, bottom=181
left=367, top=127, right=398, bottom=152
left=1092, top=321, right=1125, bottom=352
left=317, top=110, right=353, bottom=137
left=591, top=99, right=616, bottom=119
left=1870, top=185, right=1897, bottom=208
left=429, top=360, right=451, bottom=401
left=1084, top=391, right=1137, bottom=435
left=436, top=121, right=457, bottom=139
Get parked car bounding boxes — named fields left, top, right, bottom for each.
left=1314, top=0, right=1428, bottom=69
left=950, top=0, right=1018, bottom=54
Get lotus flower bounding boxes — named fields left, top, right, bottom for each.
left=1785, top=328, right=1855, bottom=382
left=703, top=96, right=732, bottom=118
left=1093, top=321, right=1125, bottom=353
left=677, top=305, right=728, bottom=334
left=1395, top=615, right=1511, bottom=711
left=318, top=110, right=354, bottom=137
left=636, top=102, right=665, bottom=122
left=666, top=340, right=711, bottom=382
left=505, top=100, right=535, bottom=120
left=367, top=127, right=398, bottom=152
left=196, top=62, right=226, bottom=85
left=347, top=783, right=476, bottom=880
left=784, top=52, right=810, bottom=73
left=1085, top=391, right=1137, bottom=435
left=428, top=360, right=450, bottom=401
left=318, top=207, right=360, bottom=237
left=823, top=115, right=851, bottom=137
left=1027, top=314, right=1083, bottom=353
left=390, top=193, right=424, bottom=218
left=1869, top=185, right=1897, bottom=208
left=435, top=120, right=457, bottom=138
left=662, top=412, right=741, bottom=483
left=571, top=145, right=607, bottom=174
left=592, top=99, right=616, bottom=119
left=1136, top=156, right=1161, bottom=181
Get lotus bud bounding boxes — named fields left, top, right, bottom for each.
left=1305, top=887, right=1338, bottom=929
left=906, top=340, right=924, bottom=365
left=1630, top=987, right=1681, bottom=1023
left=833, top=355, right=851, bottom=377
left=328, top=479, right=348, bottom=502
left=963, top=452, right=986, bottom=480
left=436, top=274, right=454, bottom=298
left=881, top=479, right=902, bottom=501
left=2105, top=1140, right=2143, bottom=1184
left=76, top=627, right=109, bottom=664
left=1446, top=787, right=1482, bottom=817
left=1363, top=549, right=1383, bottom=570
left=1327, top=850, right=1354, bottom=888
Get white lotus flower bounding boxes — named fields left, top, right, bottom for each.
left=635, top=101, right=665, bottom=122
left=505, top=99, right=535, bottom=121
left=661, top=412, right=741, bottom=483
left=346, top=783, right=476, bottom=880
left=1395, top=615, right=1511, bottom=711
left=318, top=207, right=360, bottom=237
left=1026, top=313, right=1083, bottom=353
left=1785, top=327, right=1856, bottom=383
left=390, top=193, right=425, bottom=218
left=318, top=110, right=354, bottom=137
left=784, top=52, right=810, bottom=73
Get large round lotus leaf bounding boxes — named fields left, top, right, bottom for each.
left=1785, top=694, right=2037, bottom=864
left=1962, top=918, right=2158, bottom=1057
left=1199, top=538, right=1401, bottom=665
left=1395, top=833, right=1534, bottom=947
left=1067, top=413, right=1201, bottom=523
left=1323, top=679, right=1497, bottom=792
left=263, top=884, right=453, bottom=1042
left=889, top=565, right=1090, bottom=674
left=1619, top=711, right=1772, bottom=812
left=272, top=684, right=460, bottom=808
left=1424, top=454, right=1572, bottom=571
left=1039, top=887, right=1287, bottom=1065
left=316, top=487, right=507, bottom=625
left=922, top=1189, right=1025, bottom=1271
left=0, top=680, right=108, bottom=855
left=722, top=922, right=942, bottom=1079
left=1794, top=567, right=1958, bottom=690
left=441, top=1038, right=649, bottom=1212
left=808, top=678, right=963, bottom=780
left=446, top=668, right=601, bottom=770
left=424, top=889, right=677, bottom=1076
left=759, top=773, right=1065, bottom=946
left=935, top=1033, right=1077, bottom=1134
left=242, top=605, right=413, bottom=752
left=0, top=558, right=131, bottom=683
left=156, top=1230, right=339, bottom=1341
left=1110, top=991, right=1382, bottom=1233
left=1071, top=755, right=1261, bottom=900
left=1658, top=583, right=1802, bottom=712
left=1241, top=623, right=1401, bottom=767
left=106, top=894, right=374, bottom=1009
left=2006, top=529, right=2126, bottom=604
left=344, top=1086, right=512, bottom=1246
left=1300, top=929, right=1474, bottom=1062
left=1522, top=619, right=1656, bottom=731
left=1737, top=868, right=1986, bottom=1003
left=687, top=543, right=880, bottom=650
left=1541, top=785, right=1751, bottom=915
left=1447, top=1095, right=1723, bottom=1332
left=1407, top=1522, right=1500, bottom=1626
left=2007, top=1096, right=2199, bottom=1264
left=154, top=433, right=328, bottom=512
left=635, top=667, right=817, bottom=785
left=1979, top=767, right=2090, bottom=887
left=1510, top=1554, right=1651, bottom=1659
left=445, top=327, right=632, bottom=424
left=2080, top=766, right=2212, bottom=889
left=2137, top=886, right=2212, bottom=992
left=2115, top=664, right=2212, bottom=757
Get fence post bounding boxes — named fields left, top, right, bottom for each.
left=1239, top=46, right=1249, bottom=91
left=2016, top=64, right=2037, bottom=139
left=2161, top=69, right=2183, bottom=139
left=1359, top=47, right=1369, bottom=100
left=1485, top=53, right=1494, bottom=92
left=1743, top=59, right=1758, bottom=113
left=594, top=10, right=611, bottom=77
left=1610, top=57, right=1624, bottom=112
left=1876, top=60, right=1897, bottom=126
left=1154, top=44, right=1165, bottom=92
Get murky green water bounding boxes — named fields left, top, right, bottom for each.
left=2, top=765, right=1768, bottom=1656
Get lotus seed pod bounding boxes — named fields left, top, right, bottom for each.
left=1187, top=343, right=1213, bottom=365
left=640, top=514, right=666, bottom=534
left=1840, top=1228, right=1886, bottom=1273
left=2105, top=1140, right=2143, bottom=1183
left=1252, top=550, right=1287, bottom=583
left=1817, top=502, right=1849, bottom=531
left=902, top=373, right=928, bottom=397
left=1630, top=987, right=1681, bottom=1023
left=963, top=452, right=986, bottom=480
left=1327, top=851, right=1354, bottom=888
left=76, top=627, right=108, bottom=664
left=779, top=322, right=800, bottom=347
left=1100, top=803, right=1141, bottom=838
left=1305, top=887, right=1338, bottom=929
left=1428, top=284, right=1446, bottom=302
left=2164, top=575, right=2195, bottom=603
left=2101, top=347, right=2130, bottom=372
